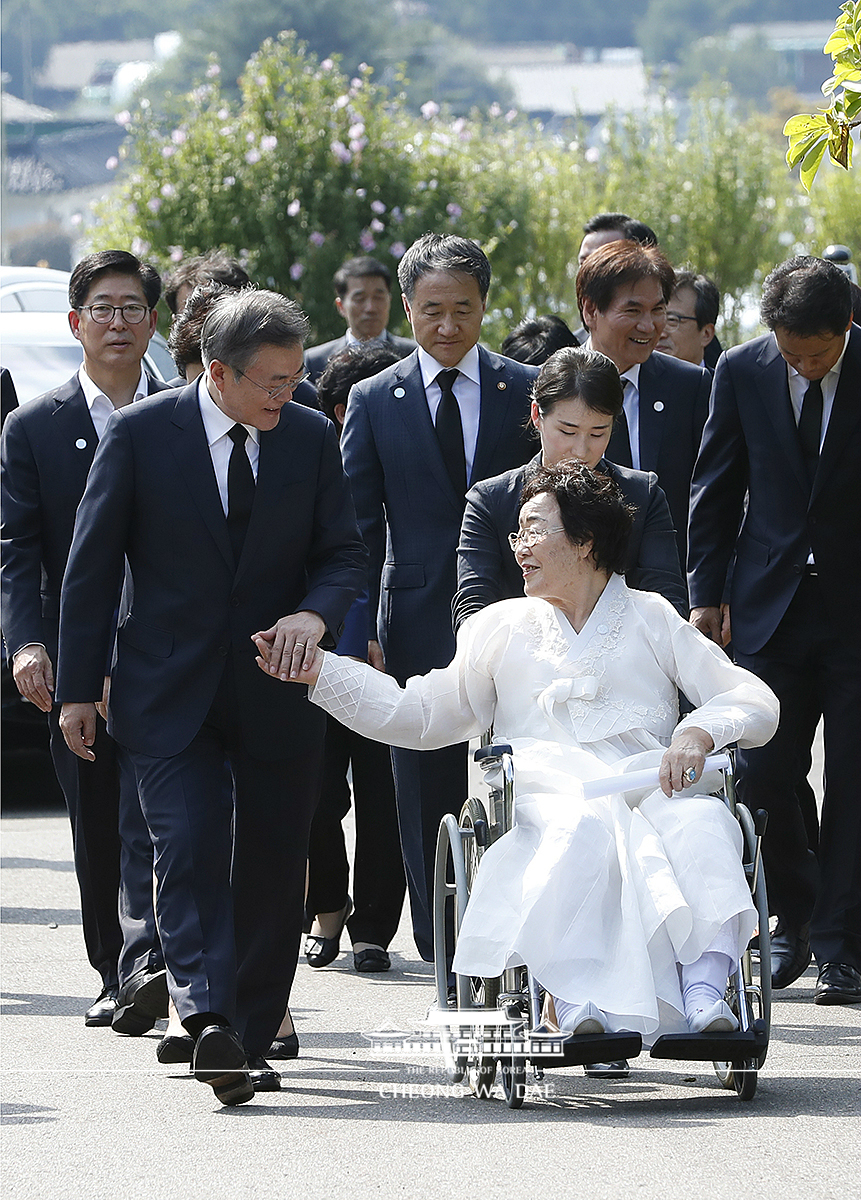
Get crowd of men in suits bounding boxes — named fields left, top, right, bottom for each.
left=1, top=218, right=858, bottom=1108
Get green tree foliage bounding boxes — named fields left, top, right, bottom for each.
left=91, top=37, right=811, bottom=347
left=785, top=2, right=861, bottom=190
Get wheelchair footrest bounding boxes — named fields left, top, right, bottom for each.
left=528, top=1030, right=643, bottom=1069
left=650, top=1021, right=767, bottom=1062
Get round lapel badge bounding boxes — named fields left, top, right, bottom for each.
left=653, top=401, right=664, bottom=412
left=393, top=387, right=406, bottom=398
left=497, top=381, right=506, bottom=390
left=75, top=438, right=88, bottom=449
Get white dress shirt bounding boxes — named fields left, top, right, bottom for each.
left=784, top=328, right=849, bottom=450
left=78, top=366, right=148, bottom=441
left=417, top=343, right=481, bottom=483
left=197, top=377, right=260, bottom=516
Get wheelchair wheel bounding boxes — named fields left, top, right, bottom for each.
left=460, top=797, right=501, bottom=1098
left=432, top=814, right=469, bottom=1083
left=500, top=1056, right=527, bottom=1109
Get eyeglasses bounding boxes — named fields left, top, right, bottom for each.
left=234, top=368, right=310, bottom=401
left=80, top=304, right=151, bottom=324
left=663, top=311, right=700, bottom=331
left=508, top=526, right=566, bottom=550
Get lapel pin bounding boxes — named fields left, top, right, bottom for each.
left=653, top=401, right=664, bottom=412
left=75, top=438, right=88, bottom=449
left=497, top=381, right=507, bottom=390
left=393, top=387, right=406, bottom=398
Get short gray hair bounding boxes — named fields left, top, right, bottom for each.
left=397, top=233, right=492, bottom=301
left=200, top=288, right=310, bottom=373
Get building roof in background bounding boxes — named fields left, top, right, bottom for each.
left=4, top=124, right=123, bottom=194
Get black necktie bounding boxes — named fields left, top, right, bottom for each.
left=227, top=423, right=255, bottom=564
left=798, top=378, right=823, bottom=486
left=434, top=369, right=467, bottom=493
left=611, top=383, right=633, bottom=469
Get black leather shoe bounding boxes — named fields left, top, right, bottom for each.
left=268, top=1033, right=299, bottom=1060
left=305, top=899, right=353, bottom=968
left=112, top=967, right=169, bottom=1035
left=84, top=987, right=118, bottom=1027
left=247, top=1054, right=282, bottom=1092
left=770, top=922, right=812, bottom=989
left=354, top=947, right=391, bottom=973
left=584, top=1060, right=630, bottom=1079
left=156, top=1034, right=195, bottom=1064
left=192, top=1025, right=254, bottom=1106
left=814, top=962, right=861, bottom=1005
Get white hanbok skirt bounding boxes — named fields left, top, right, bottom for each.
left=451, top=739, right=758, bottom=1040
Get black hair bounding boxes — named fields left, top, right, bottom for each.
left=501, top=314, right=577, bottom=365
left=760, top=256, right=852, bottom=338
left=519, top=461, right=633, bottom=577
left=69, top=250, right=161, bottom=310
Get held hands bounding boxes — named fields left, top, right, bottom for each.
left=60, top=702, right=98, bottom=761
left=12, top=645, right=54, bottom=712
left=690, top=604, right=732, bottom=647
left=252, top=610, right=326, bottom=684
left=659, top=727, right=714, bottom=797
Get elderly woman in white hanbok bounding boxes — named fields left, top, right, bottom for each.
left=255, top=463, right=778, bottom=1043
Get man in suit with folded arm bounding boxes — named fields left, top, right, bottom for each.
left=1, top=250, right=169, bottom=1030
left=340, top=233, right=538, bottom=963
left=57, top=288, right=367, bottom=1104
left=688, top=256, right=861, bottom=1006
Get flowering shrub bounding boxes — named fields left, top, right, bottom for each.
left=92, top=34, right=809, bottom=346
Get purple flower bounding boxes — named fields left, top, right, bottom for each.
left=390, top=206, right=403, bottom=224
left=147, top=197, right=162, bottom=213
left=505, top=109, right=518, bottom=122
left=355, top=188, right=367, bottom=198
left=115, top=110, right=132, bottom=128
left=161, top=183, right=177, bottom=198
left=489, top=103, right=502, bottom=118
left=309, top=231, right=326, bottom=247
left=421, top=100, right=440, bottom=120
left=390, top=241, right=406, bottom=259
left=370, top=218, right=384, bottom=233
left=131, top=237, right=150, bottom=257
left=289, top=262, right=304, bottom=281
left=70, top=212, right=83, bottom=227
left=287, top=199, right=301, bottom=217
left=446, top=202, right=462, bottom=218
left=331, top=140, right=352, bottom=164
left=206, top=63, right=221, bottom=78
left=169, top=246, right=184, bottom=263
left=349, top=137, right=367, bottom=154
left=260, top=135, right=277, bottom=152
left=171, top=129, right=187, bottom=145
left=359, top=230, right=376, bottom=251
left=321, top=59, right=334, bottom=71
left=348, top=122, right=366, bottom=139
left=105, top=156, right=119, bottom=170
left=222, top=176, right=236, bottom=187
left=370, top=200, right=386, bottom=214
left=245, top=149, right=261, bottom=164
left=161, top=145, right=175, bottom=158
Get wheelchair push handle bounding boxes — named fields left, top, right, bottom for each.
left=579, top=752, right=732, bottom=802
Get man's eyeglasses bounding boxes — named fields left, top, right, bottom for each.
left=508, top=526, right=566, bottom=550
left=234, top=368, right=311, bottom=401
left=80, top=304, right=151, bottom=324
left=663, top=312, right=700, bottom=331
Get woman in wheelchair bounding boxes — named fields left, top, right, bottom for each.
left=257, top=462, right=778, bottom=1044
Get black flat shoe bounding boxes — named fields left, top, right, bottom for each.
left=247, top=1054, right=281, bottom=1091
left=156, top=1034, right=195, bottom=1064
left=584, top=1060, right=630, bottom=1079
left=354, top=947, right=391, bottom=973
left=304, top=899, right=353, bottom=968
left=268, top=1033, right=299, bottom=1059
left=770, top=921, right=812, bottom=989
left=84, top=987, right=118, bottom=1027
left=814, top=962, right=861, bottom=1005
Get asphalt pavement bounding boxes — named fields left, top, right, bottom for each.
left=2, top=761, right=859, bottom=1200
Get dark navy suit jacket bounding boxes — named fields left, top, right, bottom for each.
left=605, top=350, right=711, bottom=568
left=55, top=383, right=367, bottom=760
left=1, top=373, right=170, bottom=664
left=340, top=346, right=538, bottom=682
left=688, top=326, right=861, bottom=656
left=304, top=331, right=416, bottom=384
left=453, top=454, right=685, bottom=629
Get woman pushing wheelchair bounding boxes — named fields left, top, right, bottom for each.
left=256, top=461, right=778, bottom=1044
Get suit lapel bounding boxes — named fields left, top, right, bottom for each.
left=635, top=357, right=664, bottom=472
left=754, top=337, right=809, bottom=495
left=167, top=385, right=234, bottom=569
left=50, top=380, right=100, bottom=484
left=811, top=326, right=861, bottom=504
left=472, top=347, right=520, bottom=483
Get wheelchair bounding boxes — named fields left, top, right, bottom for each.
left=432, top=742, right=771, bottom=1109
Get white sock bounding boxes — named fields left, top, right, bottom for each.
left=681, top=951, right=731, bottom=1021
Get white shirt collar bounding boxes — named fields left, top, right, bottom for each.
left=78, top=365, right=147, bottom=410
left=783, top=328, right=850, bottom=387
left=416, top=342, right=481, bottom=390
left=581, top=338, right=639, bottom=388
left=197, top=375, right=260, bottom=448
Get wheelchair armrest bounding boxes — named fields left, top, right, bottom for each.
left=474, top=743, right=513, bottom=763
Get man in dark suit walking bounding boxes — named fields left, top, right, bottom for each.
left=56, top=289, right=367, bottom=1104
left=688, top=256, right=861, bottom=1005
left=340, top=233, right=538, bottom=961
left=1, top=250, right=169, bottom=1028
left=576, top=240, right=712, bottom=569
left=303, top=256, right=415, bottom=383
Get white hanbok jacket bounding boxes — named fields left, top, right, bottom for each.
left=309, top=576, right=779, bottom=1038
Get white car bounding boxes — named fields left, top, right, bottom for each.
left=1, top=266, right=177, bottom=403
